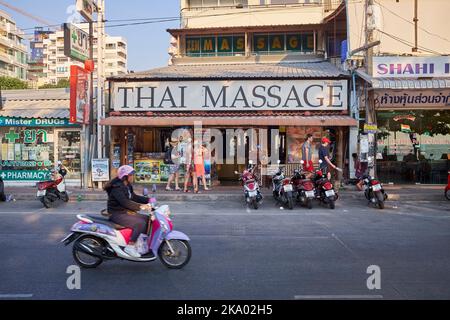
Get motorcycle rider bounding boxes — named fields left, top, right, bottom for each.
left=104, top=165, right=151, bottom=258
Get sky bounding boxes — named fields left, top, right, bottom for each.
left=2, top=0, right=181, bottom=71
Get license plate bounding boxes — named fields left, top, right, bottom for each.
left=372, top=184, right=382, bottom=191
left=325, top=190, right=335, bottom=197
left=305, top=191, right=315, bottom=198
left=37, top=190, right=46, bottom=197
left=283, top=184, right=293, bottom=192
left=248, top=191, right=257, bottom=197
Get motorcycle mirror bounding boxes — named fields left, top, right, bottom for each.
left=143, top=187, right=149, bottom=197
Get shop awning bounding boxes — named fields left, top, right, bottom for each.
left=100, top=113, right=358, bottom=127
left=1, top=88, right=70, bottom=119
left=355, top=69, right=450, bottom=89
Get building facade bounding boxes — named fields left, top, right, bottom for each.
left=102, top=0, right=354, bottom=185
left=42, top=26, right=127, bottom=85
left=347, top=0, right=450, bottom=184
left=0, top=89, right=82, bottom=186
left=0, top=10, right=27, bottom=81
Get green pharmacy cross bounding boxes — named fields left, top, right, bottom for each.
left=72, top=30, right=78, bottom=44
left=5, top=129, right=19, bottom=143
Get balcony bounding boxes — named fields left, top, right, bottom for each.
left=181, top=0, right=343, bottom=28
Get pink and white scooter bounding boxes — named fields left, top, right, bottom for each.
left=61, top=202, right=191, bottom=269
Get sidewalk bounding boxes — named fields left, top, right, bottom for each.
left=4, top=184, right=447, bottom=202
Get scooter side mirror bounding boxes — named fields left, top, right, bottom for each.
left=143, top=187, right=149, bottom=197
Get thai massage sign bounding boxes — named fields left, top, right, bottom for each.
left=374, top=90, right=450, bottom=109
left=373, top=56, right=450, bottom=78
left=111, top=80, right=348, bottom=112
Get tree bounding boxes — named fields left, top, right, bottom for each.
left=39, top=78, right=70, bottom=89
left=0, top=76, right=28, bottom=89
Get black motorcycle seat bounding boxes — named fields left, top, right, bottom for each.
left=86, top=215, right=127, bottom=230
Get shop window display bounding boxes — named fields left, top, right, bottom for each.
left=376, top=110, right=450, bottom=184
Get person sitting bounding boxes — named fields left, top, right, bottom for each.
left=104, top=165, right=151, bottom=258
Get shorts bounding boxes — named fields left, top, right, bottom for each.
left=169, top=164, right=180, bottom=174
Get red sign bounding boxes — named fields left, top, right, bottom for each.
left=70, top=65, right=90, bottom=124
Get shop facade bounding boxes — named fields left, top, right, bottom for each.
left=102, top=63, right=357, bottom=186
left=0, top=89, right=83, bottom=186
left=359, top=56, right=450, bottom=184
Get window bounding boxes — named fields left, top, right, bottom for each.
left=188, top=0, right=248, bottom=8
left=253, top=32, right=315, bottom=54
left=186, top=34, right=245, bottom=57
left=106, top=43, right=116, bottom=50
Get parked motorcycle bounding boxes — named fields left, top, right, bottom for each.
left=271, top=160, right=294, bottom=209
left=291, top=160, right=316, bottom=209
left=235, top=160, right=263, bottom=210
left=61, top=203, right=191, bottom=269
left=445, top=171, right=450, bottom=200
left=36, top=161, right=69, bottom=208
left=313, top=160, right=338, bottom=209
left=362, top=174, right=388, bottom=209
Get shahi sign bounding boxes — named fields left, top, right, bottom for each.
left=64, top=23, right=89, bottom=62
left=373, top=56, right=450, bottom=78
left=111, top=80, right=348, bottom=112
left=374, top=90, right=450, bottom=108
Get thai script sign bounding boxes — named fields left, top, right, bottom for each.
left=374, top=90, right=450, bottom=108
left=64, top=23, right=89, bottom=62
left=112, top=80, right=348, bottom=112
left=373, top=56, right=450, bottom=78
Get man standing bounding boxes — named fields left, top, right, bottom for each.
left=302, top=133, right=314, bottom=172
left=319, top=137, right=341, bottom=179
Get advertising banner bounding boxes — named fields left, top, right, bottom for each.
left=70, top=65, right=90, bottom=124
left=91, top=159, right=109, bottom=182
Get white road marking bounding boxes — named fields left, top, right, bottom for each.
left=294, top=294, right=383, bottom=299
left=0, top=294, right=33, bottom=299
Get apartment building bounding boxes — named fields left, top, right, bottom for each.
left=42, top=26, right=127, bottom=85
left=0, top=10, right=28, bottom=81
left=102, top=0, right=353, bottom=185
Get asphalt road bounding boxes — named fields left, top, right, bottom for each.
left=0, top=197, right=449, bottom=300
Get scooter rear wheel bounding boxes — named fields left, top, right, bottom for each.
left=72, top=236, right=104, bottom=268
left=42, top=196, right=55, bottom=208
left=61, top=192, right=69, bottom=202
left=445, top=189, right=450, bottom=201
left=158, top=240, right=191, bottom=269
left=307, top=198, right=313, bottom=209
left=376, top=191, right=385, bottom=209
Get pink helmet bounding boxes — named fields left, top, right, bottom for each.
left=117, top=165, right=135, bottom=179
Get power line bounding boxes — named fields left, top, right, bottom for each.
left=373, top=0, right=450, bottom=44
left=377, top=29, right=443, bottom=55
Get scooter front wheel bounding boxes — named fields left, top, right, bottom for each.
left=158, top=240, right=191, bottom=269
left=60, top=192, right=69, bottom=202
left=72, top=236, right=104, bottom=268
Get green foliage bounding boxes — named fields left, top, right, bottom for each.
left=38, top=78, right=70, bottom=89
left=0, top=76, right=28, bottom=89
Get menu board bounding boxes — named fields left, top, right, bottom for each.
left=134, top=159, right=162, bottom=183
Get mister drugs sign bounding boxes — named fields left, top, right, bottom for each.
left=111, top=80, right=348, bottom=112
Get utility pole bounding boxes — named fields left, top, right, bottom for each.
left=412, top=0, right=418, bottom=52
left=96, top=0, right=106, bottom=189
left=365, top=0, right=377, bottom=177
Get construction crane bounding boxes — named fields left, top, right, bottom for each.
left=0, top=0, right=56, bottom=30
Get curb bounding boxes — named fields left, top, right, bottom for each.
left=11, top=192, right=446, bottom=202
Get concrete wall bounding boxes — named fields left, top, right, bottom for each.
left=347, top=0, right=450, bottom=56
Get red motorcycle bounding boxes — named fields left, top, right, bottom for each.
left=291, top=161, right=315, bottom=209
left=445, top=171, right=450, bottom=201
left=313, top=161, right=338, bottom=210
left=36, top=162, right=69, bottom=208
left=235, top=160, right=263, bottom=210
